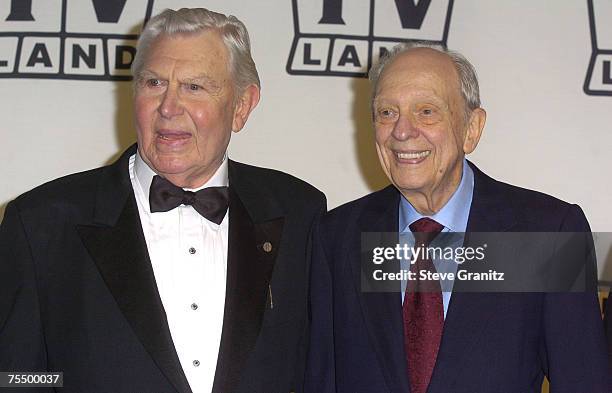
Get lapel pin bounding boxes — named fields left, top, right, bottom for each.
left=262, top=241, right=273, bottom=253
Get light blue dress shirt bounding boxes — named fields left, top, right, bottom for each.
left=399, top=160, right=474, bottom=319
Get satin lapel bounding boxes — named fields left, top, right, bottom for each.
left=353, top=186, right=411, bottom=393
left=213, top=171, right=284, bottom=393
left=76, top=146, right=192, bottom=393
left=428, top=161, right=516, bottom=392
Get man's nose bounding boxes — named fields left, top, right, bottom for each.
left=158, top=87, right=183, bottom=118
left=391, top=114, right=419, bottom=141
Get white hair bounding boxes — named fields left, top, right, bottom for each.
left=132, top=8, right=260, bottom=94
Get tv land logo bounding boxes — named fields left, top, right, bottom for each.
left=585, top=0, right=612, bottom=96
left=0, top=0, right=154, bottom=81
left=287, top=0, right=454, bottom=77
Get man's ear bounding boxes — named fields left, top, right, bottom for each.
left=232, top=84, right=260, bottom=133
left=463, top=107, right=486, bottom=154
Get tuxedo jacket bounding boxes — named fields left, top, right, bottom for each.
left=305, top=162, right=610, bottom=393
left=0, top=145, right=326, bottom=393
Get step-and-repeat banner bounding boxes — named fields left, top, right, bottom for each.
left=1, top=0, right=611, bottom=283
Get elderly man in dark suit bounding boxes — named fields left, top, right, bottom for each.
left=305, top=43, right=610, bottom=393
left=0, top=8, right=325, bottom=393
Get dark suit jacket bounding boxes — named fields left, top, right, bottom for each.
left=305, top=162, right=610, bottom=393
left=606, top=292, right=612, bottom=365
left=0, top=145, right=326, bottom=393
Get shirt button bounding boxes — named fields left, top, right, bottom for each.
left=189, top=247, right=196, bottom=254
left=193, top=360, right=200, bottom=367
left=191, top=303, right=198, bottom=310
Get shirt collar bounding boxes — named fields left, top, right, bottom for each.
left=134, top=150, right=229, bottom=204
left=399, top=159, right=474, bottom=233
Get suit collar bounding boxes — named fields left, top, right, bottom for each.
left=78, top=143, right=192, bottom=393
left=227, top=160, right=284, bottom=223
left=354, top=186, right=411, bottom=392
left=91, top=144, right=137, bottom=226
left=431, top=161, right=515, bottom=391
left=465, top=160, right=517, bottom=232
left=357, top=185, right=399, bottom=233
left=213, top=185, right=284, bottom=392
left=214, top=160, right=285, bottom=392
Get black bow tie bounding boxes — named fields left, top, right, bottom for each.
left=149, top=175, right=229, bottom=224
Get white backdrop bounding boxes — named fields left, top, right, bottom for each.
left=1, top=1, right=611, bottom=281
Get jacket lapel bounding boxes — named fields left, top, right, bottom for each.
left=76, top=145, right=192, bottom=393
left=212, top=161, right=284, bottom=393
left=428, top=161, right=517, bottom=391
left=353, top=186, right=411, bottom=393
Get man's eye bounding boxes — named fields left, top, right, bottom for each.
left=188, top=84, right=201, bottom=91
left=415, top=106, right=442, bottom=125
left=379, top=109, right=395, bottom=117
left=146, top=79, right=162, bottom=87
left=375, top=108, right=398, bottom=124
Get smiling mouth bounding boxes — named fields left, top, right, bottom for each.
left=395, top=150, right=431, bottom=160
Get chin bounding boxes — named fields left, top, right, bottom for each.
left=393, top=178, right=428, bottom=193
left=149, top=157, right=189, bottom=174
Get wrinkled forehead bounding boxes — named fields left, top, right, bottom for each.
left=376, top=48, right=461, bottom=100
left=144, top=31, right=230, bottom=71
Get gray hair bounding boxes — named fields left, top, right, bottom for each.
left=369, top=42, right=481, bottom=118
left=132, top=8, right=260, bottom=94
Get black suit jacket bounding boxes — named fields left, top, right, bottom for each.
left=0, top=145, right=326, bottom=393
left=305, top=162, right=610, bottom=393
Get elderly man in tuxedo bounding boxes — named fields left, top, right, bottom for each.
left=305, top=43, right=610, bottom=392
left=0, top=8, right=325, bottom=393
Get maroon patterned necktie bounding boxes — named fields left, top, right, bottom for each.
left=403, top=218, right=444, bottom=393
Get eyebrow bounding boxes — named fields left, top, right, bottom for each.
left=135, top=69, right=157, bottom=81
left=374, top=93, right=447, bottom=107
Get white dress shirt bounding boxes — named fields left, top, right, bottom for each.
left=129, top=151, right=228, bottom=393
